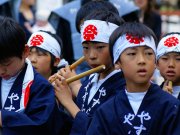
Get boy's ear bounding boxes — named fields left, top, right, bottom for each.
left=154, top=63, right=157, bottom=69
left=23, top=45, right=30, bottom=58
left=156, top=61, right=160, bottom=70
left=115, top=60, right=121, bottom=70
left=53, top=58, right=60, bottom=67
left=115, top=63, right=121, bottom=70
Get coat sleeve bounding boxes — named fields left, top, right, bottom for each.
left=86, top=108, right=110, bottom=135
left=168, top=103, right=180, bottom=135
left=70, top=111, right=92, bottom=135
left=1, top=77, right=56, bottom=135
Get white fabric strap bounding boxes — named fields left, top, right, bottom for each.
left=27, top=31, right=61, bottom=58
left=113, top=34, right=156, bottom=64
left=157, top=33, right=180, bottom=60
left=17, top=59, right=34, bottom=112
left=81, top=20, right=118, bottom=43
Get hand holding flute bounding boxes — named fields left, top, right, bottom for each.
left=49, top=56, right=106, bottom=97
left=66, top=65, right=106, bottom=84
left=53, top=64, right=106, bottom=118
left=163, top=80, right=173, bottom=94
left=48, top=56, right=85, bottom=83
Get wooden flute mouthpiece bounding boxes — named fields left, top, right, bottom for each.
left=70, top=56, right=85, bottom=69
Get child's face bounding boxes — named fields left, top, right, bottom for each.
left=28, top=48, right=52, bottom=79
left=117, top=46, right=156, bottom=85
left=0, top=57, right=25, bottom=80
left=157, top=52, right=180, bottom=85
left=82, top=42, right=113, bottom=73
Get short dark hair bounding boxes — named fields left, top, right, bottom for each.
left=76, top=0, right=119, bottom=33
left=161, top=32, right=180, bottom=38
left=83, top=10, right=124, bottom=27
left=109, top=22, right=157, bottom=64
left=0, top=16, right=26, bottom=63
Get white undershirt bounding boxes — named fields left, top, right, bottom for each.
left=125, top=89, right=147, bottom=115
left=88, top=69, right=120, bottom=104
left=172, top=86, right=180, bottom=98
left=1, top=74, right=19, bottom=107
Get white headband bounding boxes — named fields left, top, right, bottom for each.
left=27, top=31, right=61, bottom=58
left=81, top=20, right=118, bottom=43
left=113, top=34, right=156, bottom=64
left=157, top=33, right=180, bottom=60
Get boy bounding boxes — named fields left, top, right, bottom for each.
left=86, top=22, right=180, bottom=135
left=53, top=11, right=125, bottom=135
left=28, top=30, right=70, bottom=135
left=75, top=0, right=120, bottom=82
left=157, top=32, right=180, bottom=99
left=0, top=17, right=62, bottom=135
left=27, top=30, right=68, bottom=79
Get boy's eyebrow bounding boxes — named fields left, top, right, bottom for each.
left=164, top=52, right=180, bottom=56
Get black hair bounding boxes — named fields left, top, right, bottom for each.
left=109, top=22, right=157, bottom=64
left=81, top=0, right=108, bottom=6
left=161, top=32, right=180, bottom=38
left=122, top=10, right=139, bottom=22
left=0, top=16, right=26, bottom=63
left=83, top=10, right=124, bottom=27
left=76, top=0, right=119, bottom=33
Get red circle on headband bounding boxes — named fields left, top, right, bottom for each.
left=30, top=35, right=44, bottom=46
left=83, top=25, right=97, bottom=41
left=164, top=36, right=179, bottom=47
left=126, top=34, right=144, bottom=44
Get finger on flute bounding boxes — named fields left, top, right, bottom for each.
left=168, top=81, right=173, bottom=88
left=49, top=56, right=85, bottom=83
left=49, top=74, right=58, bottom=83
left=66, top=65, right=106, bottom=84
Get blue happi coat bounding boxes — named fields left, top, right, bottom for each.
left=0, top=64, right=65, bottom=135
left=87, top=83, right=180, bottom=135
left=70, top=70, right=125, bottom=135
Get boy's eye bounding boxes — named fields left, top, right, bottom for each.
left=83, top=46, right=88, bottom=50
left=97, top=46, right=105, bottom=49
left=127, top=53, right=135, bottom=56
left=161, top=57, right=168, bottom=60
left=37, top=52, right=46, bottom=56
left=176, top=57, right=180, bottom=61
left=145, top=52, right=153, bottom=55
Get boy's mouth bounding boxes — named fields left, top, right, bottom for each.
left=166, top=70, right=175, bottom=76
left=137, top=69, right=147, bottom=76
left=90, top=64, right=99, bottom=68
left=1, top=75, right=10, bottom=80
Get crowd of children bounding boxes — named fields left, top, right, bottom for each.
left=0, top=0, right=180, bottom=135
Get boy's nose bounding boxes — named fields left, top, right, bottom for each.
left=168, top=59, right=175, bottom=68
left=137, top=53, right=145, bottom=64
left=0, top=67, right=7, bottom=76
left=89, top=49, right=97, bottom=59
left=29, top=55, right=37, bottom=63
